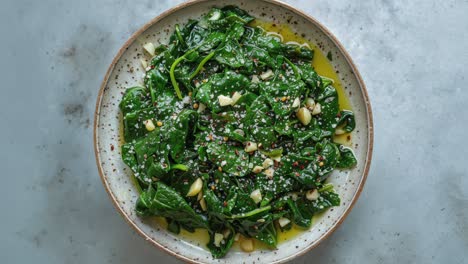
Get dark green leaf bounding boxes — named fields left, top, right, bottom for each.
left=336, top=145, right=357, bottom=168
left=336, top=110, right=356, bottom=133
left=136, top=182, right=208, bottom=229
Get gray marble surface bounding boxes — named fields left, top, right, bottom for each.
left=1, top=0, right=467, bottom=263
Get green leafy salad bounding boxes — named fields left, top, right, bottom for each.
left=119, top=6, right=357, bottom=258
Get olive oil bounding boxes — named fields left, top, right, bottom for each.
left=149, top=216, right=211, bottom=246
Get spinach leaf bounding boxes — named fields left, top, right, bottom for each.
left=286, top=197, right=312, bottom=228
left=119, top=86, right=151, bottom=116
left=298, top=63, right=322, bottom=93
left=243, top=100, right=277, bottom=148
left=203, top=186, right=237, bottom=257
left=215, top=40, right=249, bottom=69
left=276, top=153, right=319, bottom=189
left=254, top=222, right=277, bottom=248
left=121, top=107, right=156, bottom=141
left=336, top=110, right=356, bottom=133
left=316, top=85, right=339, bottom=132
left=136, top=182, right=208, bottom=229
left=206, top=142, right=249, bottom=176
left=162, top=110, right=198, bottom=163
left=336, top=145, right=357, bottom=169
left=145, top=49, right=173, bottom=101
left=121, top=143, right=139, bottom=177
left=134, top=130, right=171, bottom=181
left=315, top=140, right=340, bottom=180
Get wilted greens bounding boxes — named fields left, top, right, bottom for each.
left=120, top=6, right=357, bottom=258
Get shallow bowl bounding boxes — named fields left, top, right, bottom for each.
left=94, top=0, right=373, bottom=263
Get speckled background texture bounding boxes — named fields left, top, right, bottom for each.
left=0, top=0, right=467, bottom=263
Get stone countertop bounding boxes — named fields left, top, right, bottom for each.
left=1, top=0, right=467, bottom=263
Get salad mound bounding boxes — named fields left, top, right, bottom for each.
left=120, top=6, right=357, bottom=258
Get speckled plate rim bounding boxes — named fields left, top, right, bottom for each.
left=93, top=0, right=374, bottom=263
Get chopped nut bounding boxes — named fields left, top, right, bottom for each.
left=214, top=233, right=224, bottom=247
left=278, top=217, right=291, bottom=227
left=187, top=178, right=203, bottom=196
left=296, top=107, right=312, bottom=125
left=240, top=238, right=254, bottom=252
left=144, top=119, right=155, bottom=131
left=231, top=92, right=242, bottom=105
left=306, top=189, right=320, bottom=201
left=200, top=198, right=207, bottom=211
left=193, top=103, right=199, bottom=109
left=319, top=161, right=324, bottom=167
left=262, top=158, right=273, bottom=168
left=260, top=69, right=274, bottom=80
left=264, top=168, right=274, bottom=179
left=292, top=97, right=300, bottom=108
left=252, top=165, right=264, bottom=174
left=218, top=95, right=233, bottom=106
left=140, top=58, right=148, bottom=68
left=156, top=121, right=163, bottom=127
left=143, top=42, right=155, bottom=56
left=197, top=103, right=206, bottom=113
left=250, top=189, right=262, bottom=204
left=251, top=75, right=260, bottom=83
left=244, top=142, right=258, bottom=152
left=312, top=103, right=322, bottom=115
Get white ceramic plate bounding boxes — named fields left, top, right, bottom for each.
left=94, top=0, right=373, bottom=263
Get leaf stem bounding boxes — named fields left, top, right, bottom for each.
left=229, top=205, right=271, bottom=219
left=318, top=183, right=334, bottom=193
left=171, top=164, right=189, bottom=171
left=170, top=51, right=194, bottom=99
left=284, top=57, right=300, bottom=79
left=175, top=24, right=185, bottom=46
left=190, top=51, right=215, bottom=80
left=148, top=82, right=156, bottom=103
